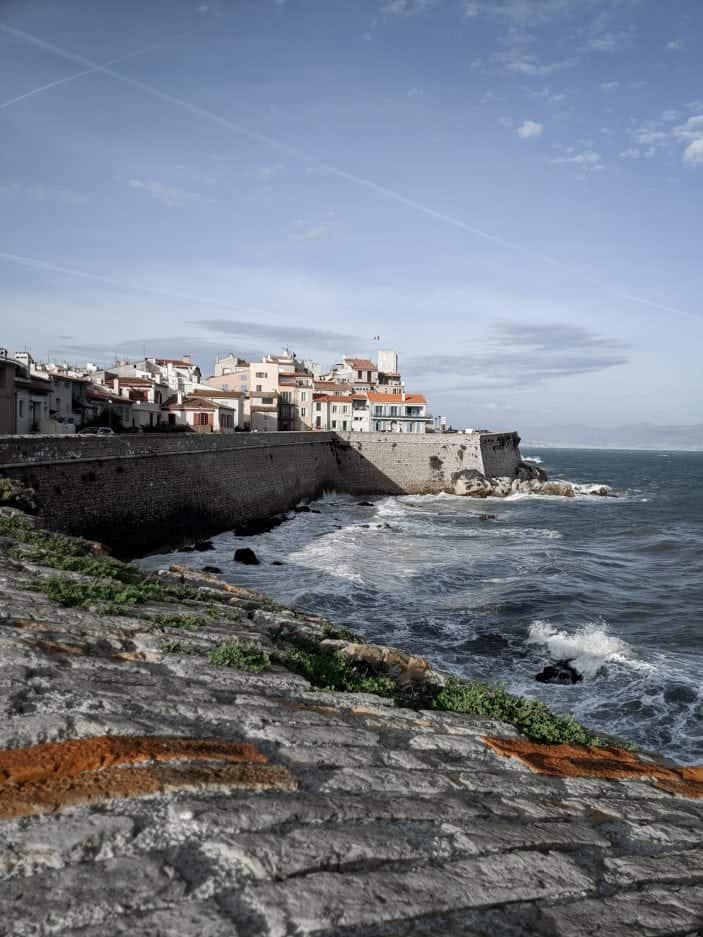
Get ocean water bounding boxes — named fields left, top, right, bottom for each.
left=142, top=448, right=703, bottom=763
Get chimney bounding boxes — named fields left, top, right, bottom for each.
left=182, top=354, right=192, bottom=364
left=177, top=390, right=183, bottom=405
left=113, top=377, right=119, bottom=393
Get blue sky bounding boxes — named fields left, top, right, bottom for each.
left=1, top=0, right=701, bottom=429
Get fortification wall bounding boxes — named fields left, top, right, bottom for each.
left=0, top=433, right=342, bottom=555
left=0, top=430, right=521, bottom=554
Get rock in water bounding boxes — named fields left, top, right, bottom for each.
left=515, top=460, right=548, bottom=483
left=202, top=565, right=222, bottom=574
left=294, top=505, right=311, bottom=513
left=453, top=469, right=490, bottom=497
left=540, top=482, right=575, bottom=498
left=234, top=548, right=259, bottom=565
left=194, top=540, right=214, bottom=552
left=535, top=660, right=583, bottom=684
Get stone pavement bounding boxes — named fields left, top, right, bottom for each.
left=0, top=525, right=702, bottom=936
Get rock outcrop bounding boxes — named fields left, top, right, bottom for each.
left=0, top=513, right=701, bottom=936
left=452, top=462, right=586, bottom=499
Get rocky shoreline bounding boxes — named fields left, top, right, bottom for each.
left=452, top=460, right=611, bottom=499
left=1, top=503, right=702, bottom=935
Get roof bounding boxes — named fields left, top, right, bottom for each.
left=344, top=358, right=377, bottom=370
left=365, top=392, right=427, bottom=404
left=250, top=405, right=278, bottom=412
left=192, top=389, right=243, bottom=399
left=163, top=396, right=218, bottom=411
left=154, top=358, right=197, bottom=368
left=85, top=387, right=132, bottom=405
left=313, top=395, right=356, bottom=404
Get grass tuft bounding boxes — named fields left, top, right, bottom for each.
left=432, top=676, right=603, bottom=746
left=208, top=640, right=271, bottom=672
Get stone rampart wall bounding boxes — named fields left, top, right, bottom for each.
left=0, top=430, right=521, bottom=553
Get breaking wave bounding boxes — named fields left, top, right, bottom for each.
left=526, top=620, right=649, bottom=680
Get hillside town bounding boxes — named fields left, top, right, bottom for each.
left=0, top=347, right=434, bottom=436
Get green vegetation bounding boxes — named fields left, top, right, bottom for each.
left=38, top=575, right=199, bottom=610
left=0, top=479, right=37, bottom=513
left=432, top=677, right=603, bottom=746
left=143, top=612, right=207, bottom=631
left=208, top=640, right=271, bottom=672
left=280, top=635, right=396, bottom=697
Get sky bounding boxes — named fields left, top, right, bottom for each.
left=0, top=0, right=701, bottom=431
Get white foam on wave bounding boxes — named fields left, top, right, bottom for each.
left=527, top=620, right=651, bottom=679
left=523, top=455, right=543, bottom=463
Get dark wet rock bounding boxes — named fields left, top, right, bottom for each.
left=234, top=548, right=260, bottom=566
left=311, top=509, right=321, bottom=514
left=271, top=561, right=285, bottom=567
left=294, top=505, right=311, bottom=513
left=479, top=514, right=497, bottom=521
left=460, top=632, right=511, bottom=656
left=201, top=565, right=222, bottom=574
left=357, top=501, right=374, bottom=507
left=180, top=546, right=195, bottom=553
left=536, top=660, right=583, bottom=685
left=234, top=515, right=287, bottom=537
left=516, top=461, right=548, bottom=483
left=361, top=524, right=370, bottom=529
left=194, top=540, right=214, bottom=552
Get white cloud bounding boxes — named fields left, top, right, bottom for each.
left=380, top=0, right=436, bottom=14
left=505, top=57, right=572, bottom=76
left=674, top=115, right=703, bottom=166
left=552, top=148, right=604, bottom=171
left=600, top=81, right=619, bottom=91
left=666, top=39, right=682, bottom=50
left=517, top=120, right=544, bottom=138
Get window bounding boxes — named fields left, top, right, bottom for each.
left=301, top=407, right=306, bottom=416
left=18, top=399, right=25, bottom=418
left=357, top=370, right=362, bottom=379
left=315, top=417, right=321, bottom=428
left=332, top=405, right=337, bottom=413
left=281, top=391, right=291, bottom=402
left=331, top=419, right=337, bottom=429
left=256, top=384, right=262, bottom=392
left=255, top=371, right=267, bottom=378
left=195, top=412, right=209, bottom=425
left=300, top=391, right=307, bottom=401
left=342, top=420, right=348, bottom=430
left=55, top=396, right=61, bottom=410
left=222, top=383, right=229, bottom=391
left=316, top=402, right=321, bottom=411
left=262, top=397, right=273, bottom=405
left=374, top=406, right=382, bottom=416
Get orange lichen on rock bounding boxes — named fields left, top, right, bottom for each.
left=0, top=735, right=296, bottom=819
left=0, top=735, right=268, bottom=786
left=482, top=736, right=703, bottom=799
left=0, top=762, right=297, bottom=819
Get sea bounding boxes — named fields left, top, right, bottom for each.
left=141, top=448, right=703, bottom=764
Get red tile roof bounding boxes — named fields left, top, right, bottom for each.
left=344, top=358, right=377, bottom=370
left=192, top=389, right=243, bottom=399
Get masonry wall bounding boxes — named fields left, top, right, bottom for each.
left=0, top=433, right=342, bottom=556
left=0, top=430, right=522, bottom=555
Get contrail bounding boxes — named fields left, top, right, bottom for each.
left=0, top=27, right=199, bottom=111
left=0, top=23, right=691, bottom=319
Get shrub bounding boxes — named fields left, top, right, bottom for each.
left=0, top=479, right=38, bottom=513
left=208, top=641, right=270, bottom=672
left=432, top=677, right=602, bottom=746
left=281, top=635, right=396, bottom=697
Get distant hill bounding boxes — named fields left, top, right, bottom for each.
left=520, top=423, right=703, bottom=451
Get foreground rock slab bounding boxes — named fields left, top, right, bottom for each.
left=0, top=525, right=702, bottom=936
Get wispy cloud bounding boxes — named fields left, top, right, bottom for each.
left=194, top=318, right=365, bottom=353
left=666, top=39, right=683, bottom=51
left=128, top=179, right=202, bottom=208
left=551, top=147, right=604, bottom=172
left=585, top=30, right=631, bottom=53
left=405, top=319, right=628, bottom=389
left=380, top=0, right=436, bottom=14
left=0, top=182, right=85, bottom=205
left=292, top=223, right=332, bottom=242
left=674, top=115, right=703, bottom=166
left=600, top=80, right=619, bottom=91
left=517, top=120, right=544, bottom=138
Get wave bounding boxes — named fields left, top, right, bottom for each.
left=527, top=620, right=649, bottom=679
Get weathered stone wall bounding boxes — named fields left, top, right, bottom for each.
left=333, top=432, right=521, bottom=494
left=0, top=433, right=342, bottom=555
left=0, top=430, right=521, bottom=553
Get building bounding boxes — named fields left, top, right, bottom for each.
left=0, top=351, right=19, bottom=434
left=190, top=389, right=244, bottom=430
left=366, top=392, right=430, bottom=433
left=162, top=393, right=236, bottom=433
left=311, top=394, right=356, bottom=431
